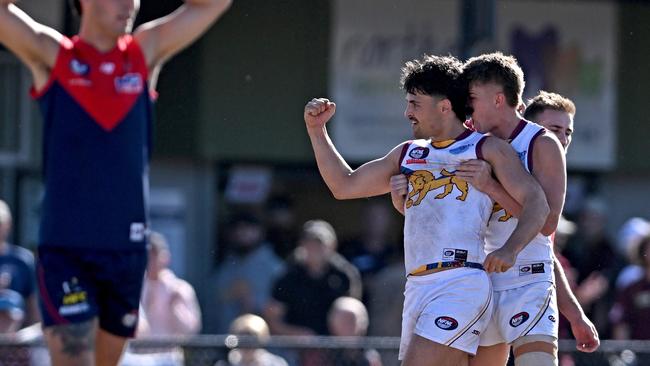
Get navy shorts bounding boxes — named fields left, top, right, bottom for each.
left=37, top=246, right=147, bottom=337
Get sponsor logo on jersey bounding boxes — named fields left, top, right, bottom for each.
left=115, top=73, right=143, bottom=94
left=406, top=159, right=426, bottom=165
left=435, top=316, right=459, bottom=330
left=548, top=315, right=556, bottom=323
left=450, top=144, right=472, bottom=155
left=519, top=265, right=531, bottom=276
left=59, top=277, right=90, bottom=316
left=70, top=59, right=89, bottom=76
left=68, top=78, right=92, bottom=87
left=409, top=147, right=429, bottom=159
left=509, top=312, right=529, bottom=327
left=472, top=329, right=481, bottom=336
left=443, top=249, right=468, bottom=261
left=532, top=263, right=545, bottom=274
left=100, top=62, right=116, bottom=75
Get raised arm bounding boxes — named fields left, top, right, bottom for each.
left=304, top=98, right=403, bottom=199
left=481, top=136, right=549, bottom=272
left=134, top=0, right=232, bottom=70
left=0, top=2, right=62, bottom=89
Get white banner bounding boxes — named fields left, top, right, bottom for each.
left=330, top=0, right=460, bottom=160
left=331, top=0, right=617, bottom=170
left=496, top=0, right=618, bottom=170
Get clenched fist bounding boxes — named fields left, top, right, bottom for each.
left=304, top=98, right=336, bottom=129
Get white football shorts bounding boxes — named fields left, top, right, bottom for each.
left=399, top=267, right=493, bottom=360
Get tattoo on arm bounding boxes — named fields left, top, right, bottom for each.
left=51, top=321, right=95, bottom=356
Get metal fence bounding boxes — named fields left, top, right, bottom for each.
left=0, top=336, right=648, bottom=366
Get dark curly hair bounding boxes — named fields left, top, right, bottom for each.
left=400, top=55, right=467, bottom=122
left=463, top=52, right=525, bottom=108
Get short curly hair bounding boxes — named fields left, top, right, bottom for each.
left=523, top=90, right=576, bottom=121
left=463, top=52, right=525, bottom=108
left=400, top=55, right=467, bottom=122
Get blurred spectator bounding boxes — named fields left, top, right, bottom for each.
left=610, top=234, right=650, bottom=340
left=265, top=220, right=362, bottom=337
left=322, top=297, right=382, bottom=366
left=265, top=195, right=299, bottom=259
left=366, top=245, right=405, bottom=338
left=212, top=213, right=285, bottom=333
left=0, top=289, right=25, bottom=334
left=614, top=217, right=650, bottom=290
left=216, top=314, right=288, bottom=366
left=341, top=201, right=398, bottom=304
left=563, top=196, right=622, bottom=337
left=122, top=232, right=200, bottom=366
left=554, top=216, right=609, bottom=366
left=138, top=231, right=201, bottom=336
left=0, top=200, right=39, bottom=327
left=0, top=289, right=50, bottom=365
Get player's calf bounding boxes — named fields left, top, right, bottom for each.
left=512, top=335, right=557, bottom=366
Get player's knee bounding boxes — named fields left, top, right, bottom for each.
left=512, top=335, right=557, bottom=366
left=45, top=319, right=97, bottom=356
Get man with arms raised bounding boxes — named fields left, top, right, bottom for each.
left=304, top=55, right=548, bottom=366
left=0, top=0, right=232, bottom=365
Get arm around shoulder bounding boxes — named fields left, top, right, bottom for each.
left=531, top=133, right=567, bottom=236
left=482, top=136, right=549, bottom=253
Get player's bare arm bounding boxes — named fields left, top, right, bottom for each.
left=0, top=2, right=62, bottom=89
left=389, top=174, right=408, bottom=215
left=456, top=159, right=523, bottom=218
left=304, top=98, right=404, bottom=199
left=480, top=136, right=549, bottom=272
left=134, top=0, right=232, bottom=71
left=531, top=133, right=567, bottom=236
left=554, top=254, right=600, bottom=352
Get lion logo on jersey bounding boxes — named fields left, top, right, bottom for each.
left=406, top=169, right=469, bottom=208
left=491, top=202, right=513, bottom=222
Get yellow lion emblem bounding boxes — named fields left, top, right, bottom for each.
left=406, top=169, right=469, bottom=208
left=491, top=202, right=513, bottom=222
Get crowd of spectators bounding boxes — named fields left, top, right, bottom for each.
left=1, top=188, right=650, bottom=365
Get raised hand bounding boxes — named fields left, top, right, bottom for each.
left=304, top=98, right=336, bottom=129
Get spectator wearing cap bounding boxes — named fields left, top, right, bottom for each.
left=211, top=213, right=285, bottom=333
left=265, top=220, right=362, bottom=337
left=0, top=200, right=38, bottom=327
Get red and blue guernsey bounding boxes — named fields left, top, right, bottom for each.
left=31, top=35, right=153, bottom=251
